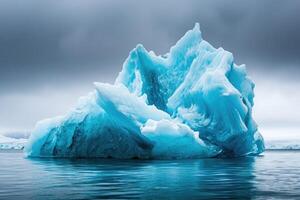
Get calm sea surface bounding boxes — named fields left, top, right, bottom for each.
left=0, top=150, right=299, bottom=200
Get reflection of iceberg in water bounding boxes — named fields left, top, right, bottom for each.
left=27, top=157, right=255, bottom=199
left=194, top=157, right=255, bottom=199
left=25, top=23, right=264, bottom=159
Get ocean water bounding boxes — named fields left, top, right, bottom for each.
left=0, top=151, right=299, bottom=200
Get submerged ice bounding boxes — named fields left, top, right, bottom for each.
left=25, top=23, right=264, bottom=159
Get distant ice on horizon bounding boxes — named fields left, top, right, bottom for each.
left=0, top=135, right=27, bottom=150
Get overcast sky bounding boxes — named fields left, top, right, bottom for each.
left=0, top=0, right=299, bottom=139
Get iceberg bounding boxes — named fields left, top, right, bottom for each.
left=0, top=135, right=27, bottom=150
left=25, top=23, right=264, bottom=159
left=265, top=140, right=300, bottom=150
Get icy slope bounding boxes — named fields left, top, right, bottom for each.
left=25, top=23, right=264, bottom=158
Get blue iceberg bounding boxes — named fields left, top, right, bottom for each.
left=25, top=24, right=264, bottom=159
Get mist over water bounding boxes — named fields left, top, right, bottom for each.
left=1, top=151, right=300, bottom=199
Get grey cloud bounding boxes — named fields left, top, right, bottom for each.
left=1, top=1, right=299, bottom=68
left=0, top=0, right=299, bottom=131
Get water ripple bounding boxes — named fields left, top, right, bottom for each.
left=0, top=151, right=300, bottom=199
